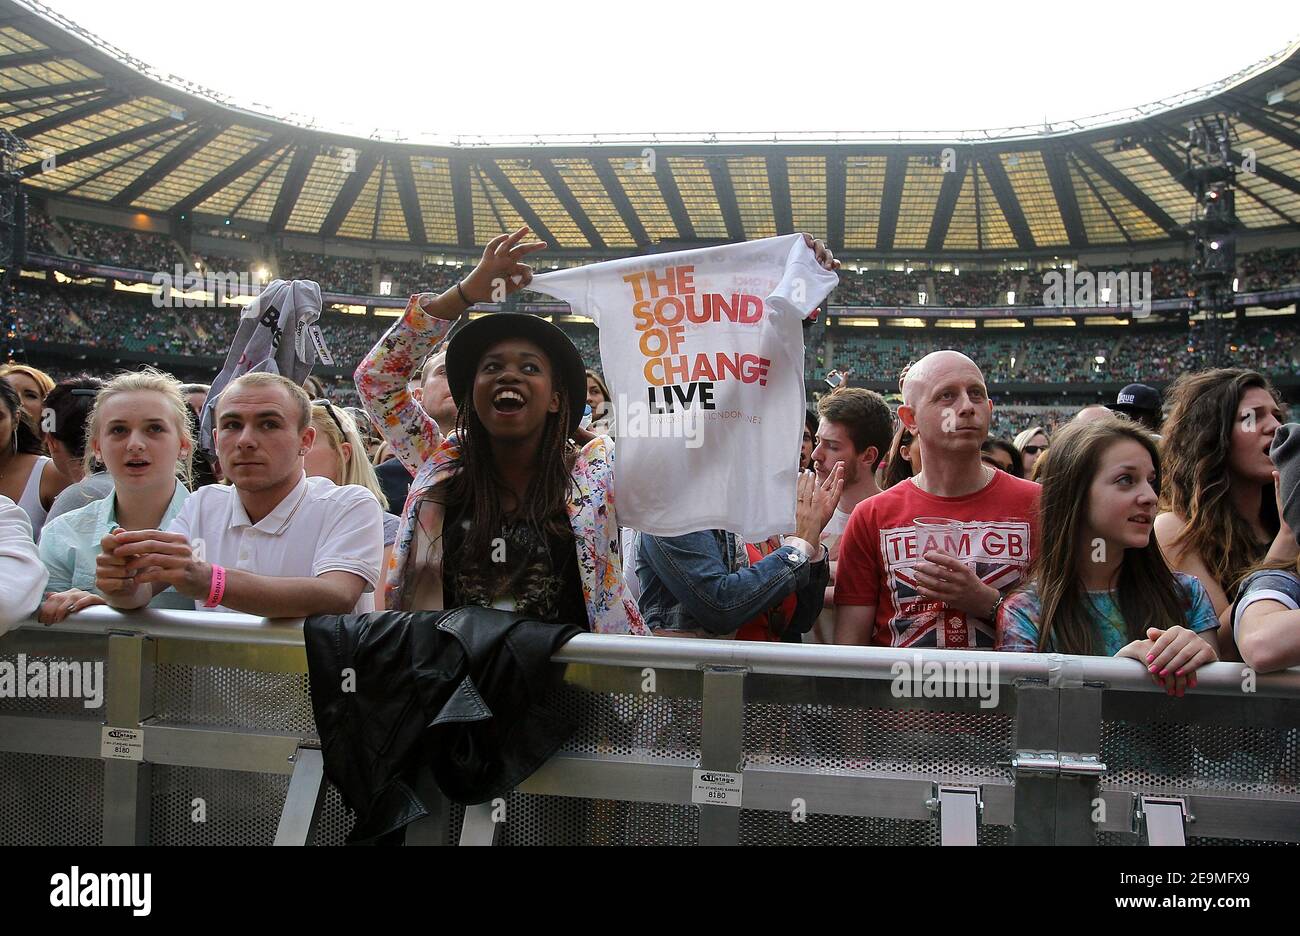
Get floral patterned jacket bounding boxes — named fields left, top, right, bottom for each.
left=354, top=295, right=647, bottom=635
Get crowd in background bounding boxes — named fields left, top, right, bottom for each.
left=25, top=213, right=1300, bottom=306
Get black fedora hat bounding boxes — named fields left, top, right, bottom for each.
left=445, top=312, right=589, bottom=435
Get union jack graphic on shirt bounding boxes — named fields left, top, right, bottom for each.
left=878, top=521, right=1031, bottom=648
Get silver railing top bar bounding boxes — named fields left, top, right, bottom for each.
left=12, top=605, right=1300, bottom=698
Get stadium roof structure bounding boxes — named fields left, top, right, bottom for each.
left=2, top=0, right=1300, bottom=259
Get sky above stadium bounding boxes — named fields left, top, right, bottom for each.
left=43, top=0, right=1300, bottom=142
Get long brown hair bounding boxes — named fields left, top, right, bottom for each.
left=401, top=347, right=576, bottom=609
left=1028, top=415, right=1187, bottom=655
left=881, top=422, right=915, bottom=489
left=1160, top=368, right=1279, bottom=595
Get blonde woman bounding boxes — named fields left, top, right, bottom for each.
left=38, top=369, right=193, bottom=623
left=305, top=399, right=399, bottom=609
left=1013, top=425, right=1050, bottom=478
left=0, top=362, right=55, bottom=426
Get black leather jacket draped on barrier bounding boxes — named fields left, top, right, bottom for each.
left=305, top=606, right=582, bottom=844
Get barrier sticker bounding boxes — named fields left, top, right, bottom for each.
left=692, top=768, right=742, bottom=807
left=101, top=726, right=143, bottom=761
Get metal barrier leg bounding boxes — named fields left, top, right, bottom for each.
left=102, top=633, right=154, bottom=846
left=698, top=667, right=746, bottom=846
left=1139, top=796, right=1188, bottom=846
left=273, top=746, right=326, bottom=846
left=936, top=786, right=981, bottom=846
left=1011, top=682, right=1059, bottom=845
left=1055, top=686, right=1105, bottom=846
left=458, top=802, right=500, bottom=846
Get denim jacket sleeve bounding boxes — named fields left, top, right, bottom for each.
left=639, top=530, right=818, bottom=634
left=787, top=551, right=831, bottom=635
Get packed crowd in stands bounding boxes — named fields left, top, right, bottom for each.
left=57, top=218, right=180, bottom=272
left=833, top=319, right=1300, bottom=384
left=277, top=251, right=376, bottom=295
left=10, top=276, right=1300, bottom=391
left=29, top=213, right=1300, bottom=312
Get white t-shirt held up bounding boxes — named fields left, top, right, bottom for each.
left=167, top=473, right=383, bottom=614
left=530, top=234, right=838, bottom=541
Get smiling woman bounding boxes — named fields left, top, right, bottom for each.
left=355, top=227, right=647, bottom=634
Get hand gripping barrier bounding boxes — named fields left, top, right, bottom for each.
left=2, top=606, right=1299, bottom=846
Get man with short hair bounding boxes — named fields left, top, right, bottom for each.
left=834, top=351, right=1040, bottom=647
left=808, top=388, right=892, bottom=642
left=375, top=348, right=458, bottom=513
left=411, top=349, right=457, bottom=435
left=179, top=383, right=210, bottom=416
left=96, top=372, right=384, bottom=617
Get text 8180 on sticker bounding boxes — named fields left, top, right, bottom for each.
left=692, top=768, right=742, bottom=807
left=101, top=726, right=143, bottom=761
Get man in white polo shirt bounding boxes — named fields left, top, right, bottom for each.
left=96, top=373, right=383, bottom=616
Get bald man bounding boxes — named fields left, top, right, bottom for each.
left=1074, top=404, right=1111, bottom=424
left=834, top=351, right=1040, bottom=648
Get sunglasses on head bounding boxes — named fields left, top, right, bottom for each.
left=311, top=398, right=346, bottom=438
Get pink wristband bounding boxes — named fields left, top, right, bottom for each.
left=204, top=564, right=227, bottom=608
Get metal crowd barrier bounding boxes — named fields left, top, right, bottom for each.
left=2, top=606, right=1299, bottom=846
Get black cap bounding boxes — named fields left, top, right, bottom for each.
left=445, top=312, right=588, bottom=435
left=1107, top=383, right=1162, bottom=416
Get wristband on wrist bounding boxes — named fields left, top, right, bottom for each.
left=204, top=564, right=227, bottom=608
left=988, top=590, right=1006, bottom=621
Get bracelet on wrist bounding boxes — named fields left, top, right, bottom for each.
left=204, top=564, right=227, bottom=608
left=456, top=281, right=473, bottom=307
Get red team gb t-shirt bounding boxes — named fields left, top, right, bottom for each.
left=834, top=470, right=1040, bottom=648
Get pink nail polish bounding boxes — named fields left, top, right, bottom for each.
left=1159, top=669, right=1169, bottom=677
left=1145, top=654, right=1154, bottom=663
left=1148, top=664, right=1157, bottom=673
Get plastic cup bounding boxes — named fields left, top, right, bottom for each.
left=913, top=516, right=963, bottom=559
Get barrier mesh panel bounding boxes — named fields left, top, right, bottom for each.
left=494, top=792, right=698, bottom=846
left=0, top=752, right=102, bottom=845
left=743, top=701, right=1013, bottom=778
left=313, top=780, right=358, bottom=846
left=550, top=682, right=701, bottom=761
left=150, top=765, right=289, bottom=845
left=153, top=664, right=316, bottom=734
left=1101, top=721, right=1300, bottom=797
left=738, top=809, right=1011, bottom=846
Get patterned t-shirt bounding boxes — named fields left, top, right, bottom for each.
left=996, top=572, right=1218, bottom=655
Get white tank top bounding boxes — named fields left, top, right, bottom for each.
left=17, top=455, right=50, bottom=541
